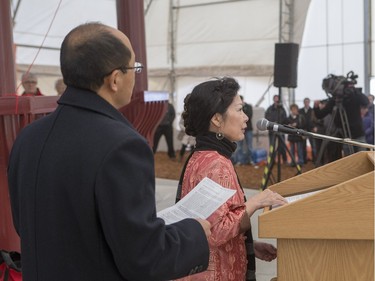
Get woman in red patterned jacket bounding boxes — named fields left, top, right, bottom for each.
left=176, top=77, right=287, bottom=281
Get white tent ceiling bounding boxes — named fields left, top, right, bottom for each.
left=12, top=0, right=310, bottom=75
left=10, top=0, right=373, bottom=113
left=12, top=0, right=117, bottom=66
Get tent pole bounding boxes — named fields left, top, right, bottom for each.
left=169, top=0, right=177, bottom=104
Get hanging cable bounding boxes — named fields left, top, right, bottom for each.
left=144, top=0, right=155, bottom=16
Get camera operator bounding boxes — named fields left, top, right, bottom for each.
left=314, top=73, right=369, bottom=162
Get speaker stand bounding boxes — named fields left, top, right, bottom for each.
left=260, top=132, right=302, bottom=190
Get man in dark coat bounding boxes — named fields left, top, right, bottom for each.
left=153, top=102, right=176, bottom=159
left=264, top=94, right=288, bottom=163
left=299, top=97, right=316, bottom=163
left=7, top=22, right=210, bottom=281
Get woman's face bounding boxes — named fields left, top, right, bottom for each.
left=291, top=106, right=298, bottom=115
left=213, top=94, right=249, bottom=142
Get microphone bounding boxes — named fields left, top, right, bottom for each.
left=256, top=118, right=312, bottom=137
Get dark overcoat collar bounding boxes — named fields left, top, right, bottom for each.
left=57, top=86, right=131, bottom=126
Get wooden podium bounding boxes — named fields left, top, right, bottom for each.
left=258, top=151, right=374, bottom=281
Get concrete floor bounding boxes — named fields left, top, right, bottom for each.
left=155, top=178, right=277, bottom=281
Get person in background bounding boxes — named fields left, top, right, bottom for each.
left=232, top=95, right=254, bottom=165
left=367, top=94, right=374, bottom=116
left=361, top=105, right=374, bottom=145
left=314, top=88, right=369, bottom=159
left=313, top=99, right=330, bottom=166
left=153, top=102, right=177, bottom=159
left=299, top=97, right=316, bottom=163
left=55, top=78, right=67, bottom=96
left=8, top=22, right=211, bottom=281
left=315, top=99, right=344, bottom=166
left=176, top=77, right=288, bottom=281
left=21, top=72, right=44, bottom=96
left=265, top=94, right=288, bottom=163
left=287, top=104, right=305, bottom=166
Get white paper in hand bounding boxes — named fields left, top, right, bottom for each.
left=157, top=177, right=236, bottom=224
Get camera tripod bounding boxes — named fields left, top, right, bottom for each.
left=315, top=100, right=353, bottom=166
left=260, top=92, right=302, bottom=190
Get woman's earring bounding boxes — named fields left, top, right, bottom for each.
left=216, top=132, right=224, bottom=140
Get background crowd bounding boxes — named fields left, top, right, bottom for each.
left=21, top=71, right=374, bottom=168
left=20, top=72, right=66, bottom=97
left=154, top=91, right=374, bottom=169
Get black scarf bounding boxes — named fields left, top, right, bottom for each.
left=175, top=132, right=256, bottom=281
left=195, top=132, right=237, bottom=158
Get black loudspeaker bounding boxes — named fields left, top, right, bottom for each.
left=274, top=43, right=299, bottom=88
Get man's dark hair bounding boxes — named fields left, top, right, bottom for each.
left=60, top=22, right=132, bottom=92
left=182, top=77, right=240, bottom=136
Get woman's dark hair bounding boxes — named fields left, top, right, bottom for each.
left=60, top=22, right=132, bottom=91
left=290, top=103, right=298, bottom=110
left=182, top=77, right=240, bottom=136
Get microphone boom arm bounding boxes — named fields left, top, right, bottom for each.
left=309, top=132, right=375, bottom=150
left=256, top=118, right=375, bottom=150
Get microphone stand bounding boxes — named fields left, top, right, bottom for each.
left=260, top=123, right=374, bottom=190
left=259, top=119, right=375, bottom=150
left=259, top=102, right=374, bottom=188
left=303, top=131, right=375, bottom=150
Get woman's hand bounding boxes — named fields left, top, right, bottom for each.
left=246, top=189, right=287, bottom=215
left=254, top=241, right=277, bottom=262
left=195, top=218, right=212, bottom=239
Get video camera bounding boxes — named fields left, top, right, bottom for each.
left=322, top=71, right=358, bottom=101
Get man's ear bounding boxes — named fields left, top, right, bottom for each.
left=210, top=113, right=222, bottom=128
left=107, top=70, right=120, bottom=92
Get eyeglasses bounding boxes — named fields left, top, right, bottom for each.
left=104, top=62, right=144, bottom=78
left=122, top=62, right=144, bottom=74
